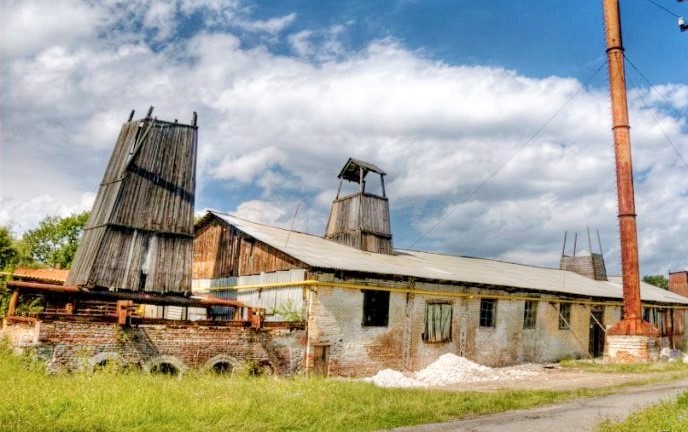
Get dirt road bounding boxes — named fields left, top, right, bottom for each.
left=387, top=378, right=688, bottom=432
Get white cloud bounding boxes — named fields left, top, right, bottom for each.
left=288, top=30, right=313, bottom=57
left=143, top=1, right=178, bottom=41
left=0, top=193, right=95, bottom=235
left=1, top=0, right=688, bottom=277
left=0, top=0, right=102, bottom=58
left=235, top=13, right=296, bottom=35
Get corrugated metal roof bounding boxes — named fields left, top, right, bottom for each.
left=10, top=267, right=69, bottom=284
left=210, top=211, right=688, bottom=305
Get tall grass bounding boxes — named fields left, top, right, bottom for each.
left=4, top=342, right=682, bottom=432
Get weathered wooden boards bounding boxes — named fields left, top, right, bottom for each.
left=67, top=113, right=197, bottom=294
left=325, top=193, right=392, bottom=254
left=325, top=158, right=393, bottom=255
left=192, top=218, right=303, bottom=279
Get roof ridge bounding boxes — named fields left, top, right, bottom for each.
left=398, top=249, right=565, bottom=272
left=209, top=210, right=326, bottom=240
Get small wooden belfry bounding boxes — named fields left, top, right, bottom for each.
left=325, top=158, right=393, bottom=254
left=67, top=108, right=197, bottom=294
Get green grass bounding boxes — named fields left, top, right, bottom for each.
left=596, top=391, right=688, bottom=432
left=4, top=345, right=688, bottom=432
left=559, top=359, right=688, bottom=374
left=0, top=347, right=611, bottom=432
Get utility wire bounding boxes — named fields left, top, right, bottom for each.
left=643, top=0, right=681, bottom=18
left=624, top=55, right=688, bottom=122
left=624, top=58, right=688, bottom=170
left=406, top=61, right=607, bottom=249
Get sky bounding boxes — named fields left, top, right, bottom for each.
left=1, top=0, right=687, bottom=277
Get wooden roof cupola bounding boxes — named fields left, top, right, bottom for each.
left=325, top=158, right=393, bottom=254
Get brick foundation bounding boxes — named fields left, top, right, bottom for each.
left=2, top=318, right=305, bottom=375
left=606, top=335, right=659, bottom=363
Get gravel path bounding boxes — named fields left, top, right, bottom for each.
left=385, top=379, right=688, bottom=432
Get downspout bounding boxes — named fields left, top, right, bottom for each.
left=304, top=285, right=315, bottom=376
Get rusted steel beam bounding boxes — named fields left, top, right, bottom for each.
left=7, top=281, right=245, bottom=309
left=603, top=0, right=657, bottom=336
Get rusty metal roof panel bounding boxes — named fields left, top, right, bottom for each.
left=209, top=211, right=688, bottom=305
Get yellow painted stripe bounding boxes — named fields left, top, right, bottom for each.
left=204, top=279, right=688, bottom=310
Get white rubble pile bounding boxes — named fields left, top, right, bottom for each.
left=416, top=353, right=496, bottom=386
left=659, top=347, right=688, bottom=363
left=363, top=369, right=427, bottom=388
left=364, top=353, right=541, bottom=388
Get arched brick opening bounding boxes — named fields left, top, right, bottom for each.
left=204, top=354, right=240, bottom=375
left=144, top=355, right=187, bottom=376
left=89, top=352, right=127, bottom=372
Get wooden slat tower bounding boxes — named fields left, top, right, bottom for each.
left=67, top=108, right=197, bottom=294
left=325, top=158, right=393, bottom=254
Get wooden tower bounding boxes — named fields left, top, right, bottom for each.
left=66, top=108, right=197, bottom=294
left=325, top=158, right=393, bottom=254
left=559, top=229, right=608, bottom=281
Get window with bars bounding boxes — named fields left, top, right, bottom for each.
left=362, top=290, right=389, bottom=327
left=479, top=299, right=496, bottom=328
left=523, top=300, right=537, bottom=329
left=558, top=303, right=571, bottom=330
left=423, top=302, right=453, bottom=343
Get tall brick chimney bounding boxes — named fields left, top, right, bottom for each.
left=669, top=271, right=688, bottom=296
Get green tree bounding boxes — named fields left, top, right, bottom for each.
left=21, top=212, right=90, bottom=269
left=642, top=274, right=669, bottom=290
left=0, top=227, right=18, bottom=270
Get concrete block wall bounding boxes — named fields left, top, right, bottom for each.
left=2, top=319, right=305, bottom=375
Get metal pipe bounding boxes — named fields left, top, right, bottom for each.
left=561, top=231, right=568, bottom=257
left=204, top=279, right=688, bottom=310
left=7, top=281, right=245, bottom=308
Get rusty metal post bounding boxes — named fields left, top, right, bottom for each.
left=116, top=300, right=133, bottom=326
left=7, top=290, right=19, bottom=316
left=603, top=0, right=657, bottom=336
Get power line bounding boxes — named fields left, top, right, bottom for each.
left=624, top=57, right=688, bottom=170
left=624, top=55, right=688, bottom=122
left=406, top=61, right=607, bottom=249
left=643, top=0, right=681, bottom=18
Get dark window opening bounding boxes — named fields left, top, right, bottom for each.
left=362, top=290, right=389, bottom=327
left=424, top=302, right=453, bottom=343
left=559, top=303, right=571, bottom=330
left=479, top=299, right=496, bottom=328
left=523, top=300, right=538, bottom=329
